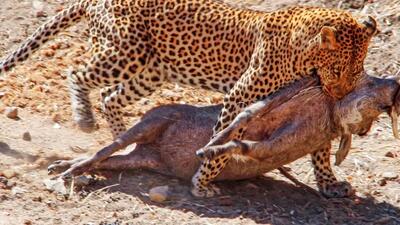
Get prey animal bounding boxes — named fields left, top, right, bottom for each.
left=49, top=74, right=400, bottom=198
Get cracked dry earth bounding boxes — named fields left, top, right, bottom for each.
left=0, top=0, right=399, bottom=224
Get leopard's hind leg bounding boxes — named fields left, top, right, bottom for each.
left=67, top=38, right=155, bottom=136
left=100, top=66, right=165, bottom=138
left=67, top=67, right=97, bottom=132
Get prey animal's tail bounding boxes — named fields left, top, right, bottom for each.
left=0, top=0, right=88, bottom=73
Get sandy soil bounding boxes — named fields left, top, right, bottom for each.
left=0, top=0, right=399, bottom=224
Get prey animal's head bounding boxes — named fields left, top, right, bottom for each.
left=334, top=74, right=400, bottom=165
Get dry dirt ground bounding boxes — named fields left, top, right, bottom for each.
left=0, top=0, right=400, bottom=224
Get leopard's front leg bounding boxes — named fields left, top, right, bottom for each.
left=191, top=94, right=248, bottom=197
left=311, top=145, right=354, bottom=198
left=191, top=154, right=230, bottom=197
left=190, top=40, right=276, bottom=197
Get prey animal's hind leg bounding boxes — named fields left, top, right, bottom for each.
left=91, top=149, right=168, bottom=175
left=48, top=151, right=166, bottom=178
left=312, top=146, right=354, bottom=198
left=49, top=111, right=173, bottom=179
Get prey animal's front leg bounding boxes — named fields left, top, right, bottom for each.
left=191, top=122, right=294, bottom=198
left=311, top=146, right=354, bottom=198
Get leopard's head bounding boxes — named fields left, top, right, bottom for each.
left=315, top=15, right=378, bottom=99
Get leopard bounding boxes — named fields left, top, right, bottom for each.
left=0, top=0, right=378, bottom=197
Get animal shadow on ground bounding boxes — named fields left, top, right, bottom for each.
left=0, top=141, right=68, bottom=169
left=0, top=141, right=38, bottom=162
left=81, top=170, right=400, bottom=225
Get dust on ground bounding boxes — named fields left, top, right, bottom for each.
left=0, top=0, right=399, bottom=224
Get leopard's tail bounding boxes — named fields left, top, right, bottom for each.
left=0, top=0, right=89, bottom=74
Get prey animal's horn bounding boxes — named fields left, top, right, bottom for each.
left=335, top=134, right=352, bottom=166
left=390, top=107, right=399, bottom=139
left=362, top=16, right=379, bottom=36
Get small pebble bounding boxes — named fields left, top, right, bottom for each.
left=11, top=187, right=26, bottom=196
left=42, top=49, right=55, bottom=57
left=22, top=132, right=31, bottom=141
left=382, top=172, right=398, bottom=180
left=5, top=107, right=18, bottom=119
left=52, top=113, right=61, bottom=123
left=2, top=169, right=18, bottom=179
left=378, top=179, right=387, bottom=186
left=0, top=176, right=10, bottom=189
left=149, top=185, right=169, bottom=203
left=43, top=178, right=67, bottom=195
left=6, top=179, right=16, bottom=189
left=35, top=11, right=47, bottom=17
left=385, top=151, right=399, bottom=158
left=32, top=196, right=42, bottom=202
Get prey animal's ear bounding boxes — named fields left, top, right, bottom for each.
left=361, top=16, right=379, bottom=36
left=319, top=26, right=339, bottom=50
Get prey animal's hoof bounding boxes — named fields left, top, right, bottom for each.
left=48, top=157, right=87, bottom=175
left=48, top=160, right=71, bottom=175
left=48, top=157, right=91, bottom=181
left=320, top=181, right=354, bottom=198
left=196, top=141, right=242, bottom=159
left=195, top=148, right=207, bottom=159
left=191, top=184, right=221, bottom=198
left=196, top=146, right=225, bottom=159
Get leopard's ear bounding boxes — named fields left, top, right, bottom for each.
left=319, top=26, right=339, bottom=50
